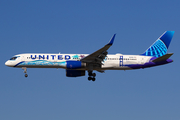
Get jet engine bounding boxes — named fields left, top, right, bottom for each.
left=66, top=70, right=85, bottom=77
left=66, top=61, right=86, bottom=69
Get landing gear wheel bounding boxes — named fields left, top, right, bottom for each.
left=88, top=72, right=93, bottom=76
left=22, top=67, right=28, bottom=78
left=25, top=74, right=28, bottom=77
left=92, top=77, right=95, bottom=81
left=92, top=73, right=96, bottom=77
left=88, top=77, right=92, bottom=81
left=88, top=71, right=96, bottom=81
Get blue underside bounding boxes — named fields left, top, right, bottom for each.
left=128, top=58, right=173, bottom=69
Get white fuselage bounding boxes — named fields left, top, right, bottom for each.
left=5, top=53, right=152, bottom=70
left=4, top=31, right=174, bottom=80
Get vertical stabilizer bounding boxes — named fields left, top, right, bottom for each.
left=141, top=31, right=174, bottom=57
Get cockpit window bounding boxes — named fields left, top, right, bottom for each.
left=10, top=56, right=18, bottom=60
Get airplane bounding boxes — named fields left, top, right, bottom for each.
left=5, top=31, right=174, bottom=81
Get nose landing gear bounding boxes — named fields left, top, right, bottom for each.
left=88, top=71, right=96, bottom=81
left=22, top=67, right=28, bottom=77
left=25, top=74, right=28, bottom=77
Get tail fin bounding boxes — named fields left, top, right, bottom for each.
left=141, top=31, right=175, bottom=57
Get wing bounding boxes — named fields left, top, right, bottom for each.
left=81, top=34, right=116, bottom=65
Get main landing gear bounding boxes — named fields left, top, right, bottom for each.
left=22, top=67, right=28, bottom=78
left=88, top=71, right=96, bottom=81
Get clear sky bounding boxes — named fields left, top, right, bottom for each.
left=0, top=0, right=180, bottom=120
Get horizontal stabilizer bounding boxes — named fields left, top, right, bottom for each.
left=152, top=53, right=173, bottom=63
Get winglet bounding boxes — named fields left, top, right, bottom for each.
left=107, top=34, right=116, bottom=45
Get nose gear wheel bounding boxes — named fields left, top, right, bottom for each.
left=22, top=67, right=28, bottom=78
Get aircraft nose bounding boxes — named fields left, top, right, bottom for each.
left=5, top=61, right=8, bottom=66
left=5, top=61, right=11, bottom=67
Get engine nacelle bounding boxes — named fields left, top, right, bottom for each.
left=66, top=61, right=86, bottom=69
left=66, top=70, right=85, bottom=77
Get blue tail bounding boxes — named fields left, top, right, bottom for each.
left=141, top=31, right=175, bottom=57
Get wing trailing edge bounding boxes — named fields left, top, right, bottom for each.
left=81, top=34, right=116, bottom=63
